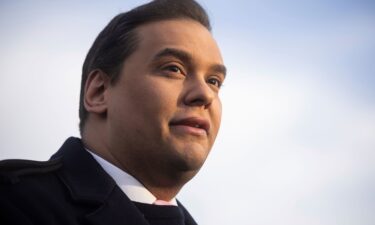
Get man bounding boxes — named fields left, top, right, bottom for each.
left=0, top=0, right=226, bottom=224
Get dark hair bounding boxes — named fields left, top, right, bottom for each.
left=79, top=0, right=211, bottom=133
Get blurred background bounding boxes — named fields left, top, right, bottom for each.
left=0, top=0, right=374, bottom=224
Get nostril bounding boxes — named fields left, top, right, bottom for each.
left=183, top=81, right=215, bottom=107
left=189, top=99, right=205, bottom=106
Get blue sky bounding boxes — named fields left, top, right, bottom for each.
left=1, top=1, right=374, bottom=225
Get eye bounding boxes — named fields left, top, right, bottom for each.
left=207, top=77, right=223, bottom=88
left=164, top=65, right=184, bottom=74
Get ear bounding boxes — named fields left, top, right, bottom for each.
left=83, top=69, right=110, bottom=115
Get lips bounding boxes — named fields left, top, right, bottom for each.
left=169, top=117, right=210, bottom=135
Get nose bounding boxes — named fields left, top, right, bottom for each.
left=183, top=78, right=215, bottom=109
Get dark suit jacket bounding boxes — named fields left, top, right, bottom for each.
left=0, top=137, right=197, bottom=225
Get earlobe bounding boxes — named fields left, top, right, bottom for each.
left=83, top=70, right=110, bottom=115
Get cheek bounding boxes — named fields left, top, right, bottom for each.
left=214, top=99, right=223, bottom=122
left=129, top=79, right=179, bottom=119
left=210, top=99, right=222, bottom=135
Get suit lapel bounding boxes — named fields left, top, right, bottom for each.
left=52, top=137, right=150, bottom=225
left=84, top=186, right=149, bottom=225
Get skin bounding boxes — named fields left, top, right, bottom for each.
left=82, top=19, right=226, bottom=201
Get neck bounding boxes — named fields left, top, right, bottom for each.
left=144, top=184, right=181, bottom=202
left=81, top=121, right=196, bottom=202
left=121, top=161, right=196, bottom=201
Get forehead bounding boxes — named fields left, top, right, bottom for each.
left=133, top=19, right=223, bottom=65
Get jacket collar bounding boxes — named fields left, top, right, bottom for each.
left=51, top=137, right=149, bottom=225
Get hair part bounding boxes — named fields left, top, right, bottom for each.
left=79, top=0, right=211, bottom=133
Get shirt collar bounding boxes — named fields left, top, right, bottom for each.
left=86, top=149, right=177, bottom=206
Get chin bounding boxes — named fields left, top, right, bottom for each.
left=168, top=143, right=211, bottom=172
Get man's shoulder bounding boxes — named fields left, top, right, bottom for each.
left=0, top=139, right=95, bottom=225
left=0, top=157, right=63, bottom=184
left=0, top=157, right=66, bottom=218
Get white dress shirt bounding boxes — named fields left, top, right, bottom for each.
left=86, top=149, right=177, bottom=206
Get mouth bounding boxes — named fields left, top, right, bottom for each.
left=169, top=117, right=210, bottom=135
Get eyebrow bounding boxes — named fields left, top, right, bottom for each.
left=153, top=48, right=227, bottom=77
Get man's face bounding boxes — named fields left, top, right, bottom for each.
left=106, top=19, right=225, bottom=179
